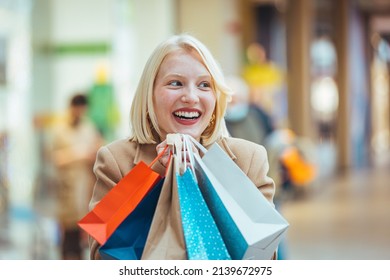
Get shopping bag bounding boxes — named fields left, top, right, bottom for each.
left=78, top=146, right=168, bottom=245
left=141, top=155, right=187, bottom=260
left=169, top=133, right=230, bottom=260
left=98, top=178, right=164, bottom=259
left=176, top=162, right=231, bottom=259
left=187, top=135, right=289, bottom=260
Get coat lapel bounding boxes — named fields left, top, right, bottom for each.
left=216, top=138, right=237, bottom=161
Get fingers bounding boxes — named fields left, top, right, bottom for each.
left=156, top=140, right=167, bottom=154
left=156, top=140, right=170, bottom=167
left=156, top=137, right=200, bottom=168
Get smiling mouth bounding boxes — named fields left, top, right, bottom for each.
left=173, top=111, right=201, bottom=120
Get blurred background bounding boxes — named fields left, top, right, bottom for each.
left=0, top=0, right=389, bottom=260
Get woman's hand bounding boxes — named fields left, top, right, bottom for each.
left=156, top=140, right=170, bottom=167
left=156, top=135, right=200, bottom=168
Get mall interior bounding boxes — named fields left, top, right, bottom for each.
left=0, top=0, right=389, bottom=260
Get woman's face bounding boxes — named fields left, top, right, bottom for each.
left=153, top=50, right=216, bottom=141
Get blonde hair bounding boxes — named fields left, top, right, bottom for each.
left=129, top=34, right=232, bottom=146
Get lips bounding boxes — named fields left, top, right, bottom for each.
left=172, top=108, right=201, bottom=125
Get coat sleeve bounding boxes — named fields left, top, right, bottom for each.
left=88, top=145, right=124, bottom=260
left=246, top=144, right=275, bottom=206
left=227, top=138, right=275, bottom=206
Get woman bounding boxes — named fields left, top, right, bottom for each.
left=88, top=34, right=275, bottom=259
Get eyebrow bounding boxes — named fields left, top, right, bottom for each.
left=163, top=73, right=211, bottom=80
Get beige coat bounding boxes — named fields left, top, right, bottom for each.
left=89, top=136, right=275, bottom=259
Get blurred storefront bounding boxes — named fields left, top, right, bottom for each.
left=239, top=0, right=390, bottom=172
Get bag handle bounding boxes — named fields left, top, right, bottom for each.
left=167, top=133, right=183, bottom=174
left=182, top=135, right=196, bottom=180
left=166, top=134, right=197, bottom=178
left=185, top=134, right=208, bottom=154
left=148, top=145, right=169, bottom=168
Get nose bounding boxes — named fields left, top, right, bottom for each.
left=181, top=85, right=200, bottom=104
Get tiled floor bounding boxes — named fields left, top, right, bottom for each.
left=0, top=145, right=389, bottom=260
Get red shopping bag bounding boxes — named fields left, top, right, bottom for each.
left=78, top=146, right=168, bottom=245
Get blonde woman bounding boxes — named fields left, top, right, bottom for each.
left=88, top=34, right=275, bottom=259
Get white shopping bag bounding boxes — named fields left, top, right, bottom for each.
left=188, top=137, right=289, bottom=260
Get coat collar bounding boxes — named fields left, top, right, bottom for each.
left=215, top=137, right=237, bottom=161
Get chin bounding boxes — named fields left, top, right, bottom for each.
left=175, top=130, right=201, bottom=140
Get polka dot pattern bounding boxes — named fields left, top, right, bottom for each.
left=176, top=167, right=231, bottom=260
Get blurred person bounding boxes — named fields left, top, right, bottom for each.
left=224, top=75, right=279, bottom=193
left=225, top=76, right=317, bottom=197
left=88, top=34, right=276, bottom=259
left=225, top=75, right=274, bottom=145
left=242, top=42, right=283, bottom=116
left=50, top=93, right=103, bottom=259
left=264, top=129, right=317, bottom=198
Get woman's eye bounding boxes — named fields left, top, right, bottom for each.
left=168, top=80, right=182, bottom=87
left=199, top=81, right=211, bottom=88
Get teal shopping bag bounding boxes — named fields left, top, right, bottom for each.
left=175, top=164, right=231, bottom=260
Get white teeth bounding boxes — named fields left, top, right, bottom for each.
left=174, top=111, right=200, bottom=119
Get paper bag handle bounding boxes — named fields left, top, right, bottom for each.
left=166, top=134, right=197, bottom=178
left=148, top=145, right=169, bottom=168
left=182, top=135, right=196, bottom=180
left=184, top=134, right=208, bottom=155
